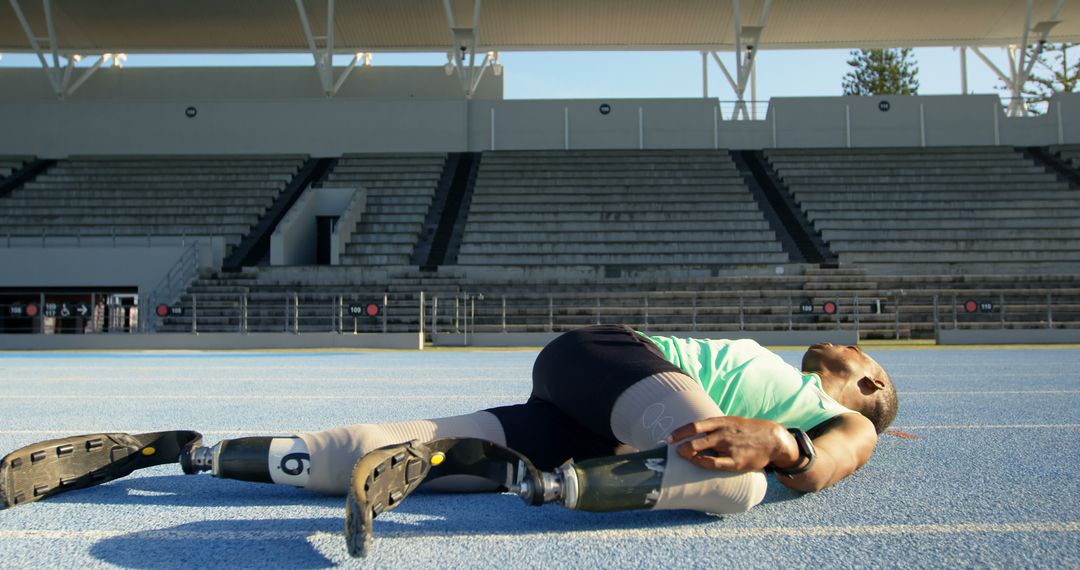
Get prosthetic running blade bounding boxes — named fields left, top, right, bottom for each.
left=0, top=430, right=202, bottom=509
left=345, top=437, right=544, bottom=558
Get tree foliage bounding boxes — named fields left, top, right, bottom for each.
left=842, top=48, right=920, bottom=96
left=1006, top=43, right=1080, bottom=115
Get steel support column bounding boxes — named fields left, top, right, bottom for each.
left=970, top=0, right=1064, bottom=117
left=705, top=0, right=771, bottom=120
left=442, top=0, right=497, bottom=98
left=295, top=0, right=365, bottom=97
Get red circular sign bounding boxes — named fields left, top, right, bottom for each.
left=823, top=301, right=837, bottom=315
left=964, top=300, right=978, bottom=313
left=365, top=303, right=380, bottom=317
left=156, top=304, right=169, bottom=317
left=25, top=304, right=38, bottom=317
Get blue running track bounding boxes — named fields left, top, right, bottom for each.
left=0, top=347, right=1077, bottom=568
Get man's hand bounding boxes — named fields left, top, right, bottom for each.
left=666, top=416, right=800, bottom=472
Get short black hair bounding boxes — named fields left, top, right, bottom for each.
left=865, top=371, right=898, bottom=434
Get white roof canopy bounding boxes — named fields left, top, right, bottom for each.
left=1, top=0, right=1076, bottom=54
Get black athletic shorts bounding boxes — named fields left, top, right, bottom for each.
left=486, top=325, right=684, bottom=470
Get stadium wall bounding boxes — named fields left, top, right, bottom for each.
left=0, top=241, right=219, bottom=293
left=2, top=68, right=1080, bottom=155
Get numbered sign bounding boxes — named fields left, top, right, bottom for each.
left=348, top=303, right=380, bottom=317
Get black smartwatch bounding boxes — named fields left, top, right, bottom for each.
left=774, top=428, right=816, bottom=477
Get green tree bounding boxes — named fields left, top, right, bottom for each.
left=842, top=48, right=920, bottom=96
left=1005, top=43, right=1080, bottom=115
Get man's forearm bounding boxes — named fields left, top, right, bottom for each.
left=776, top=445, right=842, bottom=492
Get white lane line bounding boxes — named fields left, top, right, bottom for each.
left=900, top=390, right=1080, bottom=395
left=0, top=395, right=515, bottom=400
left=1, top=391, right=1074, bottom=400
left=5, top=425, right=1080, bottom=437
left=0, top=521, right=1077, bottom=542
left=895, top=424, right=1080, bottom=430
left=0, top=430, right=308, bottom=436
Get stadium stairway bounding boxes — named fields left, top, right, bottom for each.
left=766, top=146, right=1080, bottom=275
left=417, top=152, right=480, bottom=269
left=730, top=150, right=835, bottom=265
left=0, top=156, right=52, bottom=200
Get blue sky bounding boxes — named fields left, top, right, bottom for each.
left=0, top=48, right=1020, bottom=101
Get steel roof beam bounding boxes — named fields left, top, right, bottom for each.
left=9, top=0, right=61, bottom=95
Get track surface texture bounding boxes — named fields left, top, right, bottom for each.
left=0, top=347, right=1077, bottom=569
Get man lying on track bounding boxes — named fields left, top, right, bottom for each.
left=1, top=325, right=898, bottom=557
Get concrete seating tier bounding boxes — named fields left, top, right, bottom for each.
left=458, top=150, right=786, bottom=273
left=325, top=153, right=446, bottom=267
left=766, top=147, right=1080, bottom=273
left=0, top=156, right=303, bottom=251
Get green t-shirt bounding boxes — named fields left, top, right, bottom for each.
left=638, top=332, right=855, bottom=432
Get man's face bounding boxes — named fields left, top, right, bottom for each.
left=801, top=342, right=883, bottom=381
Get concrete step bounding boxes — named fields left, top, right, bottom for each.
left=812, top=216, right=1078, bottom=229
left=829, top=239, right=1080, bottom=253
left=806, top=207, right=1080, bottom=220
left=822, top=228, right=1080, bottom=241
left=464, top=211, right=765, bottom=222
left=783, top=173, right=1057, bottom=184
left=776, top=166, right=1049, bottom=176
left=840, top=250, right=1080, bottom=262
left=464, top=220, right=771, bottom=232
left=455, top=253, right=790, bottom=265
left=0, top=205, right=269, bottom=216
left=458, top=242, right=783, bottom=255
left=3, top=197, right=274, bottom=208
left=0, top=214, right=259, bottom=225
left=461, top=230, right=778, bottom=243
left=792, top=190, right=1078, bottom=201
left=40, top=173, right=293, bottom=182
left=471, top=184, right=750, bottom=194
left=344, top=244, right=415, bottom=255
left=338, top=254, right=413, bottom=265
left=473, top=176, right=744, bottom=185
left=469, top=193, right=753, bottom=204
left=25, top=181, right=285, bottom=191
left=468, top=202, right=761, bottom=214
left=788, top=182, right=1071, bottom=191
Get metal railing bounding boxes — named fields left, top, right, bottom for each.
left=6, top=287, right=1077, bottom=339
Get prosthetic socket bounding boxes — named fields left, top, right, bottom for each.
left=515, top=445, right=766, bottom=515
left=180, top=437, right=310, bottom=486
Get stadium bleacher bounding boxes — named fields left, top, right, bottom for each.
left=766, top=146, right=1080, bottom=274
left=456, top=150, right=788, bottom=279
left=2, top=147, right=1078, bottom=340
left=0, top=156, right=303, bottom=251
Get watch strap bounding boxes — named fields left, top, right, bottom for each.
left=774, top=428, right=816, bottom=477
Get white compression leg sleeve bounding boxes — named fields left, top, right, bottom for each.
left=295, top=411, right=506, bottom=495
left=609, top=371, right=767, bottom=514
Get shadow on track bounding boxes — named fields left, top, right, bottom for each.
left=89, top=518, right=341, bottom=570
